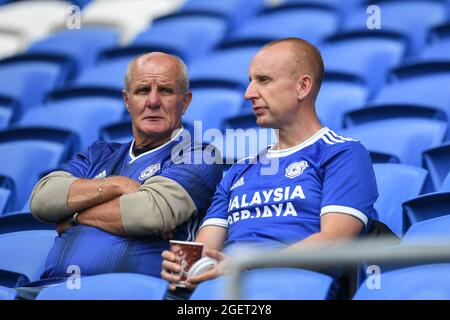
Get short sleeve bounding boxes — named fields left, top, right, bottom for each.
left=58, top=141, right=118, bottom=178
left=199, top=176, right=232, bottom=229
left=58, top=146, right=92, bottom=178
left=320, top=142, right=378, bottom=226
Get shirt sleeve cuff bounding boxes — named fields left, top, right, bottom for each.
left=200, top=218, right=228, bottom=229
left=320, top=205, right=368, bottom=226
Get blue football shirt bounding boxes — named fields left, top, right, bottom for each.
left=42, top=129, right=222, bottom=279
left=201, top=127, right=378, bottom=250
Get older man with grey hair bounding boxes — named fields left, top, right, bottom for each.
left=26, top=52, right=222, bottom=297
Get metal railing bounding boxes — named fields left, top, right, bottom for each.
left=225, top=237, right=450, bottom=299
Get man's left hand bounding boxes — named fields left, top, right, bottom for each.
left=184, top=248, right=228, bottom=290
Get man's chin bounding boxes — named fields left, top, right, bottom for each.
left=137, top=124, right=169, bottom=137
left=255, top=117, right=273, bottom=128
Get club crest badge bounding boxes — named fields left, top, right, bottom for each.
left=285, top=161, right=308, bottom=179
left=139, top=163, right=161, bottom=181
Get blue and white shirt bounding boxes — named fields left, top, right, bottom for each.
left=42, top=129, right=222, bottom=279
left=201, top=127, right=378, bottom=250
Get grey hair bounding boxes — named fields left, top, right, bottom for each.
left=123, top=53, right=190, bottom=94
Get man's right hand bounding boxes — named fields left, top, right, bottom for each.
left=161, top=250, right=182, bottom=291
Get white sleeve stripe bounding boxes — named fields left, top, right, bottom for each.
left=321, top=135, right=335, bottom=145
left=325, top=132, right=345, bottom=144
left=320, top=205, right=368, bottom=226
left=328, top=130, right=356, bottom=142
left=200, top=218, right=228, bottom=229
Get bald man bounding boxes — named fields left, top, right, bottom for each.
left=161, top=38, right=378, bottom=298
left=29, top=53, right=222, bottom=286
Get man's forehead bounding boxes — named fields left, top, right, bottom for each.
left=137, top=57, right=177, bottom=73
left=136, top=75, right=177, bottom=84
left=132, top=57, right=179, bottom=82
left=249, top=47, right=295, bottom=75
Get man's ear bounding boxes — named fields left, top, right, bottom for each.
left=182, top=91, right=193, bottom=114
left=297, top=75, right=313, bottom=101
left=122, top=89, right=129, bottom=111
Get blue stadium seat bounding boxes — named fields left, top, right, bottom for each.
left=0, top=128, right=79, bottom=210
left=402, top=172, right=450, bottom=229
left=0, top=285, right=17, bottom=300
left=70, top=56, right=131, bottom=92
left=320, top=31, right=407, bottom=94
left=343, top=1, right=448, bottom=55
left=18, top=97, right=124, bottom=150
left=0, top=175, right=14, bottom=215
left=28, top=27, right=119, bottom=72
left=402, top=215, right=450, bottom=246
left=414, top=23, right=450, bottom=63
left=373, top=62, right=450, bottom=111
left=343, top=103, right=447, bottom=129
left=180, top=0, right=264, bottom=30
left=0, top=188, right=11, bottom=216
left=423, top=143, right=450, bottom=191
left=100, top=119, right=195, bottom=144
left=341, top=118, right=447, bottom=167
left=373, top=164, right=428, bottom=236
left=189, top=45, right=261, bottom=88
left=0, top=96, right=17, bottom=129
left=191, top=268, right=333, bottom=300
left=225, top=4, right=338, bottom=46
left=0, top=54, right=73, bottom=116
left=100, top=121, right=133, bottom=144
left=183, top=82, right=244, bottom=134
left=366, top=62, right=450, bottom=137
left=0, top=230, right=57, bottom=287
left=354, top=264, right=450, bottom=300
left=285, top=0, right=364, bottom=15
left=132, top=12, right=227, bottom=63
left=36, top=273, right=169, bottom=300
left=316, top=72, right=369, bottom=130
left=0, top=212, right=53, bottom=234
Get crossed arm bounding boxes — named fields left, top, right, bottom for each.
left=30, top=172, right=140, bottom=235
left=65, top=176, right=141, bottom=235
left=30, top=171, right=197, bottom=236
left=161, top=213, right=364, bottom=290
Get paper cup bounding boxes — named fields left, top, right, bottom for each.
left=169, top=240, right=204, bottom=287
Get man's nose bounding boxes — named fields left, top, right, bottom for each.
left=244, top=81, right=257, bottom=100
left=145, top=90, right=161, bottom=108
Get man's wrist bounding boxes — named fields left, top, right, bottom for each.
left=98, top=178, right=106, bottom=203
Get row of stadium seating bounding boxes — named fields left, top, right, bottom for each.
left=2, top=0, right=450, bottom=59
left=1, top=0, right=450, bottom=118
left=1, top=214, right=450, bottom=299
